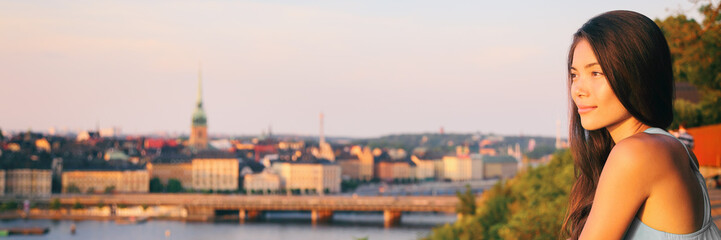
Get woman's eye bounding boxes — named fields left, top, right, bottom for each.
left=570, top=73, right=577, bottom=79
left=592, top=71, right=604, bottom=76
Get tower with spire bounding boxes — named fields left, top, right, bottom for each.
left=317, top=112, right=335, bottom=161
left=189, top=65, right=208, bottom=150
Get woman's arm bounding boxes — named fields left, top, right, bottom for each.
left=579, top=138, right=659, bottom=239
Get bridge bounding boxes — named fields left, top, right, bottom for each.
left=56, top=194, right=459, bottom=227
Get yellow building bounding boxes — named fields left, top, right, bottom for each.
left=5, top=169, right=52, bottom=197
left=275, top=162, right=341, bottom=194
left=62, top=170, right=149, bottom=193
left=410, top=155, right=435, bottom=181
left=442, top=155, right=483, bottom=182
left=357, top=147, right=374, bottom=181
left=147, top=156, right=193, bottom=188
left=243, top=171, right=280, bottom=192
left=0, top=170, right=4, bottom=196
left=192, top=157, right=239, bottom=191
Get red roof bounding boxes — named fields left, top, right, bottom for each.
left=687, top=123, right=721, bottom=167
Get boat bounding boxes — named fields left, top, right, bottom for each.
left=115, top=216, right=148, bottom=225
left=0, top=227, right=49, bottom=235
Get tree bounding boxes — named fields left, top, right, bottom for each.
left=104, top=186, right=115, bottom=194
left=657, top=1, right=721, bottom=128
left=72, top=201, right=83, bottom=209
left=86, top=187, right=95, bottom=194
left=425, top=149, right=574, bottom=240
left=66, top=184, right=81, bottom=194
left=149, top=177, right=163, bottom=193
left=50, top=198, right=61, bottom=210
left=455, top=184, right=476, bottom=217
left=1, top=201, right=18, bottom=211
left=166, top=179, right=183, bottom=193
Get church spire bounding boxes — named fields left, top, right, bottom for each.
left=197, top=62, right=203, bottom=108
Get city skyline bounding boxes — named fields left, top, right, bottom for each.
left=0, top=0, right=705, bottom=138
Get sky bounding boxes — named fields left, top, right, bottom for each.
left=0, top=0, right=709, bottom=138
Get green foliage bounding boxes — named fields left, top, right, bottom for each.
left=525, top=144, right=556, bottom=159
left=149, top=177, right=163, bottom=193
left=456, top=184, right=476, bottom=216
left=657, top=3, right=721, bottom=128
left=424, top=149, right=574, bottom=240
left=86, top=187, right=95, bottom=194
left=72, top=201, right=83, bottom=209
left=166, top=179, right=183, bottom=193
left=0, top=201, right=18, bottom=211
left=50, top=198, right=61, bottom=210
left=104, top=185, right=116, bottom=194
left=66, top=184, right=81, bottom=194
left=341, top=180, right=361, bottom=192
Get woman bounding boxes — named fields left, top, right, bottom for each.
left=561, top=10, right=721, bottom=239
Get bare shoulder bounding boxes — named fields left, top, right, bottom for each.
left=605, top=133, right=677, bottom=183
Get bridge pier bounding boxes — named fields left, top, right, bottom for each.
left=239, top=209, right=261, bottom=222
left=383, top=210, right=402, bottom=227
left=311, top=210, right=333, bottom=224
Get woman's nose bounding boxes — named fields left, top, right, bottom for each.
left=571, top=79, right=588, bottom=98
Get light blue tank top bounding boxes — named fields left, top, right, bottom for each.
left=622, top=127, right=721, bottom=239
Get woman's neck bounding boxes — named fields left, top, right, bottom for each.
left=606, top=117, right=651, bottom=144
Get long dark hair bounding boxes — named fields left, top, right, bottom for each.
left=561, top=10, right=674, bottom=239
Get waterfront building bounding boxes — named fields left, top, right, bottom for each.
left=5, top=169, right=52, bottom=197
left=191, top=153, right=239, bottom=191
left=357, top=147, right=374, bottom=181
left=189, top=67, right=208, bottom=150
left=482, top=155, right=519, bottom=179
left=62, top=169, right=149, bottom=193
left=433, top=160, right=445, bottom=180
left=410, top=155, right=435, bottom=181
left=243, top=171, right=280, bottom=192
left=338, top=158, right=361, bottom=180
left=275, top=161, right=341, bottom=194
left=147, top=154, right=193, bottom=188
left=0, top=170, right=4, bottom=196
left=442, top=155, right=483, bottom=182
left=376, top=160, right=411, bottom=182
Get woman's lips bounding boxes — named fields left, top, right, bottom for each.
left=577, top=106, right=597, bottom=114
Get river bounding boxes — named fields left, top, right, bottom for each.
left=0, top=212, right=456, bottom=240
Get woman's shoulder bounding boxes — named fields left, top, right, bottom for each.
left=606, top=132, right=680, bottom=182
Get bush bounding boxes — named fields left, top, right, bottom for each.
left=66, top=184, right=81, bottom=194
left=166, top=179, right=183, bottom=193
left=50, top=198, right=61, bottom=210
left=424, top=149, right=574, bottom=240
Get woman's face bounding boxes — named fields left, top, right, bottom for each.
left=570, top=39, right=632, bottom=131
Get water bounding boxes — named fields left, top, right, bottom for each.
left=0, top=212, right=455, bottom=240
